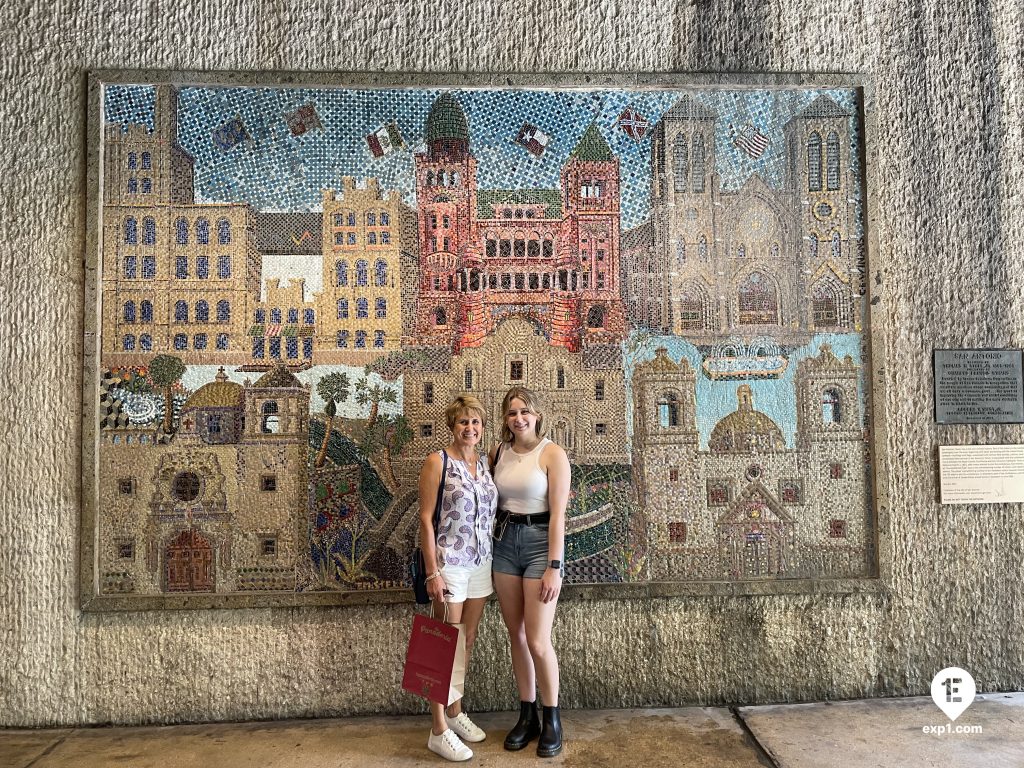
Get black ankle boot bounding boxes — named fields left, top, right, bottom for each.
left=537, top=704, right=563, bottom=757
left=503, top=700, right=540, bottom=750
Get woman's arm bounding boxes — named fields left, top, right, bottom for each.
left=540, top=442, right=571, bottom=603
left=418, top=452, right=447, bottom=603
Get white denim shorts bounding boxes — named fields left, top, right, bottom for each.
left=440, top=559, right=494, bottom=602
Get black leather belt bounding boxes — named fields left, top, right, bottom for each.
left=498, top=510, right=550, bottom=526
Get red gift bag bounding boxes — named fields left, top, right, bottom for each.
left=402, top=612, right=465, bottom=705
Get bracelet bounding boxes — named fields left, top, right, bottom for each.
left=424, top=571, right=441, bottom=583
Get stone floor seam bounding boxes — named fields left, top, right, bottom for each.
left=730, top=706, right=781, bottom=768
left=21, top=730, right=74, bottom=768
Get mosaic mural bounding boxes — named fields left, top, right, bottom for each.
left=86, top=77, right=877, bottom=603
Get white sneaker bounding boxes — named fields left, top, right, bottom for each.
left=428, top=728, right=473, bottom=762
left=446, top=711, right=486, bottom=742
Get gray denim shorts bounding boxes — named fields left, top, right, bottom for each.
left=492, top=522, right=550, bottom=579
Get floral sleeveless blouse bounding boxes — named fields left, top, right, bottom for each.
left=435, top=452, right=498, bottom=568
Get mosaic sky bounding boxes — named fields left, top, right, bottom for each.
left=104, top=84, right=861, bottom=230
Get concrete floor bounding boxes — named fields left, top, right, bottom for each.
left=2, top=694, right=1022, bottom=768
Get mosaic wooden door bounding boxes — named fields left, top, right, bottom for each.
left=165, top=529, right=215, bottom=592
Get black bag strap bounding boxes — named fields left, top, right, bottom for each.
left=490, top=442, right=502, bottom=474
left=432, top=450, right=448, bottom=538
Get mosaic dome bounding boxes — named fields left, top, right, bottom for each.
left=709, top=385, right=784, bottom=454
left=425, top=93, right=469, bottom=144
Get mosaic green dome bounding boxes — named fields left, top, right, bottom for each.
left=425, top=93, right=469, bottom=143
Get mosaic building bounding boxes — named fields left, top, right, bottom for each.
left=631, top=345, right=868, bottom=580
left=622, top=95, right=861, bottom=344
left=411, top=94, right=628, bottom=353
left=316, top=179, right=417, bottom=364
left=102, top=85, right=260, bottom=368
left=97, top=367, right=310, bottom=594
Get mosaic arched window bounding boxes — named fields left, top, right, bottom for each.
left=434, top=306, right=447, bottom=326
left=356, top=298, right=368, bottom=319
left=335, top=260, right=348, bottom=287
left=826, top=131, right=841, bottom=190
left=195, top=300, right=209, bottom=323
left=737, top=272, right=778, bottom=324
left=355, top=330, right=367, bottom=348
left=808, top=232, right=819, bottom=259
left=127, top=178, right=138, bottom=195
left=673, top=133, right=688, bottom=193
left=127, top=152, right=137, bottom=170
left=174, top=333, right=187, bottom=350
left=140, top=300, right=153, bottom=323
left=196, top=218, right=209, bottom=244
left=141, top=152, right=151, bottom=170
left=678, top=285, right=707, bottom=330
left=337, top=298, right=348, bottom=319
left=175, top=300, right=188, bottom=322
left=217, top=300, right=230, bottom=323
left=812, top=280, right=840, bottom=327
left=426, top=170, right=434, bottom=186
left=586, top=305, right=605, bottom=328
left=123, top=301, right=136, bottom=323
left=194, top=333, right=207, bottom=350
left=140, top=334, right=152, bottom=351
left=691, top=133, right=706, bottom=193
left=375, top=297, right=387, bottom=318
left=698, top=234, right=708, bottom=260
left=831, top=232, right=842, bottom=259
left=367, top=212, right=376, bottom=226
left=216, top=333, right=228, bottom=350
left=807, top=132, right=822, bottom=192
left=658, top=392, right=680, bottom=428
left=374, top=330, right=385, bottom=348
left=123, top=255, right=137, bottom=279
left=822, top=388, right=842, bottom=423
left=367, top=232, right=377, bottom=245
left=143, top=217, right=156, bottom=245
left=380, top=212, right=390, bottom=226
left=261, top=401, right=279, bottom=433
left=356, top=260, right=368, bottom=286
left=374, top=259, right=387, bottom=287
left=175, top=218, right=188, bottom=245
left=123, top=334, right=135, bottom=351
left=140, top=178, right=151, bottom=194
left=124, top=217, right=138, bottom=245
left=217, top=219, right=231, bottom=245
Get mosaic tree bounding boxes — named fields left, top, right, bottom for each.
left=362, top=413, right=413, bottom=490
left=354, top=378, right=397, bottom=430
left=315, top=372, right=352, bottom=468
left=148, top=354, right=185, bottom=434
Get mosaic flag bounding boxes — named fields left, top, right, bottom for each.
left=290, top=229, right=314, bottom=247
left=212, top=115, right=250, bottom=151
left=366, top=122, right=404, bottom=157
left=732, top=123, right=771, bottom=159
left=616, top=107, right=650, bottom=141
left=515, top=123, right=550, bottom=157
left=285, top=103, right=323, bottom=136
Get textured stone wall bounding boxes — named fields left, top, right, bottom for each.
left=1, top=0, right=1022, bottom=727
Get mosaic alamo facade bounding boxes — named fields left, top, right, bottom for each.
left=87, top=78, right=877, bottom=603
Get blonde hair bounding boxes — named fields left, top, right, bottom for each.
left=499, top=386, right=546, bottom=444
left=445, top=394, right=487, bottom=431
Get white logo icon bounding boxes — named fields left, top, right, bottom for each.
left=931, top=667, right=976, bottom=721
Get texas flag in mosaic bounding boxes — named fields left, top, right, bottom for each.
left=515, top=123, right=550, bottom=157
left=212, top=115, right=250, bottom=151
left=731, top=123, right=771, bottom=160
left=285, top=103, right=323, bottom=136
left=366, top=121, right=405, bottom=158
left=616, top=107, right=650, bottom=141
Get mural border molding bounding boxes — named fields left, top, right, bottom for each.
left=80, top=69, right=891, bottom=612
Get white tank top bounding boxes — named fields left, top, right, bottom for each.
left=493, top=438, right=551, bottom=515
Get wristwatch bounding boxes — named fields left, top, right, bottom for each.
left=548, top=560, right=562, bottom=570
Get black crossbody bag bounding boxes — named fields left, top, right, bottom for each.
left=410, top=450, right=448, bottom=604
